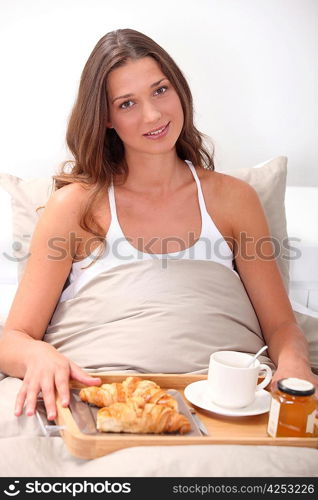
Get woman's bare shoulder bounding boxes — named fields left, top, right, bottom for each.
left=197, top=166, right=251, bottom=189
left=49, top=181, right=91, bottom=208
left=49, top=182, right=110, bottom=260
left=196, top=166, right=260, bottom=244
left=45, top=181, right=102, bottom=228
left=197, top=167, right=257, bottom=207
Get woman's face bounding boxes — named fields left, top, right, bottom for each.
left=106, top=57, right=184, bottom=157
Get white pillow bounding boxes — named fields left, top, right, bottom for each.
left=0, top=283, right=17, bottom=325
left=0, top=186, right=18, bottom=285
left=0, top=174, right=54, bottom=282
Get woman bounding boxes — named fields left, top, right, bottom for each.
left=0, top=29, right=316, bottom=421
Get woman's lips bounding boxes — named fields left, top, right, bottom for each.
left=143, top=122, right=170, bottom=140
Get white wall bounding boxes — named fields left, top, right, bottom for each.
left=0, top=0, right=317, bottom=185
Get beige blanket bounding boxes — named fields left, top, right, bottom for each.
left=44, top=259, right=274, bottom=373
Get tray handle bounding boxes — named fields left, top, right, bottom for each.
left=36, top=398, right=65, bottom=437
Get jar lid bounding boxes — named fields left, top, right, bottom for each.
left=277, top=378, right=315, bottom=396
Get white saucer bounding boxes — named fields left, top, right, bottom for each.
left=184, top=380, right=271, bottom=417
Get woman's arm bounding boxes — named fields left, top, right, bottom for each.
left=0, top=183, right=101, bottom=418
left=225, top=176, right=317, bottom=393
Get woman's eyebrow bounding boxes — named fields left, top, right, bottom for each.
left=111, top=78, right=168, bottom=104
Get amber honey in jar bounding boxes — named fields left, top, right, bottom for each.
left=267, top=378, right=317, bottom=438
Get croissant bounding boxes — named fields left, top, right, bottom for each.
left=79, top=382, right=126, bottom=407
left=96, top=399, right=191, bottom=434
left=123, top=377, right=178, bottom=410
left=79, top=376, right=178, bottom=410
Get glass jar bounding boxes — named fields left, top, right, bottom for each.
left=267, top=378, right=317, bottom=438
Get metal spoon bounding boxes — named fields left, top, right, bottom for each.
left=246, top=345, right=268, bottom=367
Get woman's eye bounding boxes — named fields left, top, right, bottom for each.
left=154, top=86, right=168, bottom=95
left=119, top=100, right=134, bottom=110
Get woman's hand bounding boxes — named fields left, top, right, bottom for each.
left=271, top=362, right=318, bottom=393
left=270, top=361, right=318, bottom=415
left=14, top=341, right=101, bottom=420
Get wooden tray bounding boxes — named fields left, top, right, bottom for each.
left=55, top=373, right=318, bottom=460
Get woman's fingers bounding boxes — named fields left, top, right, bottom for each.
left=23, top=384, right=41, bottom=416
left=41, top=377, right=59, bottom=420
left=69, top=362, right=101, bottom=386
left=14, top=385, right=28, bottom=416
left=55, top=372, right=72, bottom=408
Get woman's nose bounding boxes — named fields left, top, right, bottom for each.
left=142, top=101, right=162, bottom=123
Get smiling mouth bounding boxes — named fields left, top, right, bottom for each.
left=143, top=122, right=170, bottom=136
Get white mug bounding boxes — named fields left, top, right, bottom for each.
left=207, top=351, right=272, bottom=409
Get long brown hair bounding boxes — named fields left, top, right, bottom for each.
left=53, top=28, right=215, bottom=265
